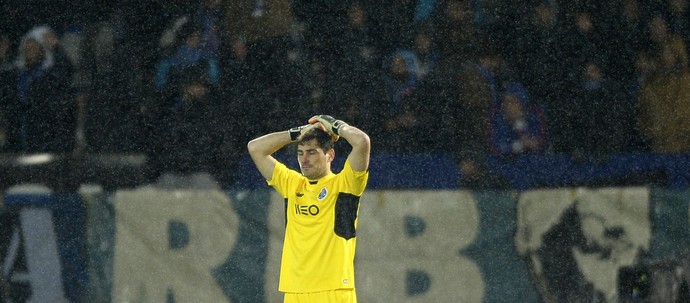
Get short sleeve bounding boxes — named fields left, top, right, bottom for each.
left=267, top=161, right=301, bottom=197
left=341, top=160, right=369, bottom=196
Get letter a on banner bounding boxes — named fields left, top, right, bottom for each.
left=1, top=208, right=67, bottom=302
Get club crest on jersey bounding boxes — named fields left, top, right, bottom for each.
left=318, top=188, right=328, bottom=200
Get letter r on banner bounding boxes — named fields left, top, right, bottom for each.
left=112, top=189, right=240, bottom=302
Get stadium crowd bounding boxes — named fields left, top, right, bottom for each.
left=0, top=0, right=689, bottom=188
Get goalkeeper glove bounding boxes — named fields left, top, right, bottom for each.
left=308, top=115, right=348, bottom=137
left=288, top=123, right=319, bottom=142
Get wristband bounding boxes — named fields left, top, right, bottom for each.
left=289, top=127, right=302, bottom=142
left=331, top=120, right=348, bottom=135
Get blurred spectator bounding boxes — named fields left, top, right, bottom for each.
left=609, top=0, right=648, bottom=86
left=321, top=78, right=383, bottom=157
left=413, top=0, right=439, bottom=24
left=264, top=32, right=315, bottom=131
left=220, top=31, right=308, bottom=147
left=645, top=13, right=689, bottom=76
left=488, top=83, right=548, bottom=158
left=331, top=1, right=381, bottom=81
left=560, top=7, right=609, bottom=89
left=29, top=26, right=75, bottom=84
left=224, top=0, right=294, bottom=43
left=563, top=60, right=633, bottom=159
left=372, top=0, right=418, bottom=55
left=507, top=1, right=565, bottom=139
left=551, top=6, right=618, bottom=154
left=317, top=2, right=385, bottom=143
left=155, top=22, right=220, bottom=94
left=614, top=0, right=649, bottom=116
left=636, top=14, right=690, bottom=153
left=80, top=10, right=135, bottom=152
left=149, top=68, right=229, bottom=181
left=159, top=1, right=225, bottom=60
left=447, top=40, right=512, bottom=187
left=331, top=80, right=380, bottom=134
left=117, top=0, right=171, bottom=71
left=409, top=23, right=442, bottom=81
left=291, top=1, right=342, bottom=66
left=372, top=49, right=425, bottom=153
left=452, top=40, right=510, bottom=151
left=436, top=0, right=483, bottom=64
left=221, top=36, right=261, bottom=142
left=664, top=0, right=690, bottom=54
left=408, top=49, right=462, bottom=155
left=197, top=0, right=225, bottom=60
left=32, top=25, right=86, bottom=151
left=223, top=0, right=316, bottom=131
left=0, top=28, right=76, bottom=153
left=80, top=1, right=172, bottom=153
left=400, top=21, right=470, bottom=154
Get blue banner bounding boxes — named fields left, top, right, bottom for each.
left=0, top=189, right=87, bottom=302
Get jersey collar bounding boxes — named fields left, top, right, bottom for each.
left=307, top=171, right=335, bottom=185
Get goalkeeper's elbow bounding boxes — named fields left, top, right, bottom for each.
left=347, top=129, right=370, bottom=148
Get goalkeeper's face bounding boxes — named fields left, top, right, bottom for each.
left=297, top=139, right=334, bottom=180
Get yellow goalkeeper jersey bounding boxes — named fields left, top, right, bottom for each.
left=267, top=159, right=369, bottom=293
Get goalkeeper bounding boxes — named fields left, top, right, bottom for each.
left=247, top=115, right=371, bottom=303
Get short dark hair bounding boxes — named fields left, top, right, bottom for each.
left=297, top=127, right=334, bottom=152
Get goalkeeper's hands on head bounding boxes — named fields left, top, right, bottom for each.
left=288, top=123, right=321, bottom=142
left=308, top=115, right=348, bottom=141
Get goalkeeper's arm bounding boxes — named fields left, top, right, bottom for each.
left=338, top=123, right=371, bottom=172
left=247, top=124, right=318, bottom=180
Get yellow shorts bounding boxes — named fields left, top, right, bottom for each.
left=283, top=289, right=357, bottom=303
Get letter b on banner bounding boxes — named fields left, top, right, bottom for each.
left=357, top=191, right=484, bottom=302
left=112, top=189, right=239, bottom=302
